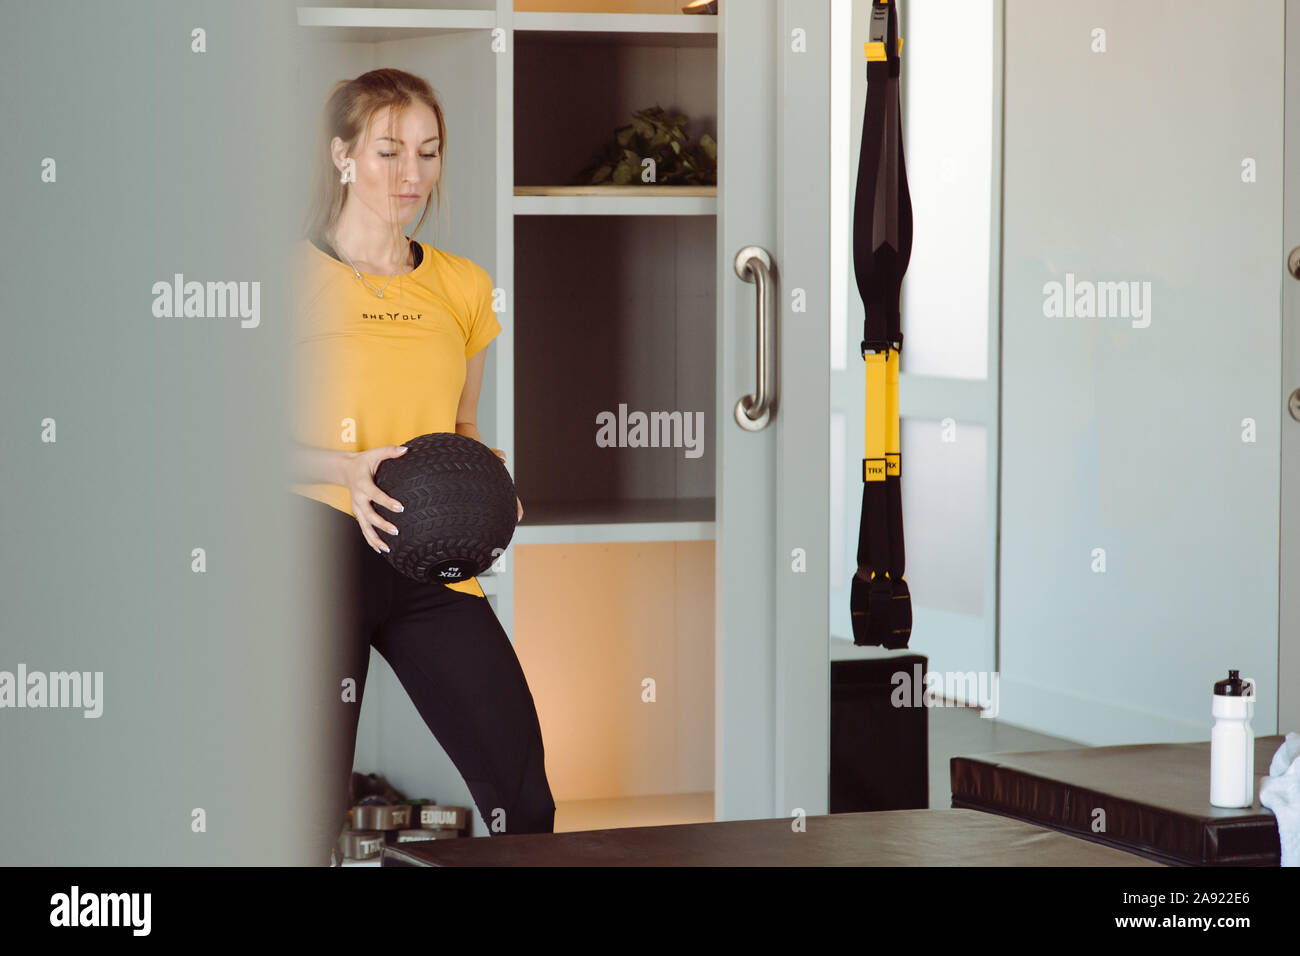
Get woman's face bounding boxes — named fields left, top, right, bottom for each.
left=334, top=103, right=442, bottom=225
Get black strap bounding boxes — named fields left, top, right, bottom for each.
left=851, top=0, right=912, bottom=648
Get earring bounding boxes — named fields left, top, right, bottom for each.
left=339, top=157, right=355, bottom=185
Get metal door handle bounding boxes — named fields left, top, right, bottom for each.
left=1289, top=249, right=1300, bottom=421
left=733, top=245, right=774, bottom=431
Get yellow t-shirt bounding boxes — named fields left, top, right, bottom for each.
left=290, top=236, right=503, bottom=598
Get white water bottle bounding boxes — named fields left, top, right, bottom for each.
left=1209, top=670, right=1256, bottom=808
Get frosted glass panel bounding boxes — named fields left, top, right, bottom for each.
left=899, top=417, right=986, bottom=616
left=831, top=408, right=846, bottom=585
left=898, top=0, right=993, bottom=379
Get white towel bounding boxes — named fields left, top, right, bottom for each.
left=1259, top=732, right=1300, bottom=867
left=1268, top=732, right=1300, bottom=776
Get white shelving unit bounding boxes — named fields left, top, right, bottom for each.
left=513, top=193, right=717, bottom=216
left=512, top=11, right=718, bottom=36
left=511, top=496, right=714, bottom=545
left=296, top=6, right=496, bottom=40
left=296, top=3, right=719, bottom=836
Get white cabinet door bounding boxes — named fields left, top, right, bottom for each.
left=1281, top=0, right=1300, bottom=733
left=717, top=0, right=833, bottom=821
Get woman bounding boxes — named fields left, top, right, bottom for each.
left=288, top=68, right=555, bottom=864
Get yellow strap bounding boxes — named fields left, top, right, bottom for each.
left=864, top=351, right=887, bottom=482
left=885, top=347, right=900, bottom=476
left=863, top=38, right=903, bottom=61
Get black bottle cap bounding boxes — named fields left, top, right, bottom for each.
left=1214, top=669, right=1249, bottom=696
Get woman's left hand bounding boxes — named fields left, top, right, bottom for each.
left=491, top=447, right=523, bottom=522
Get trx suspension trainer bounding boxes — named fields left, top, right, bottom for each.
left=851, top=0, right=912, bottom=648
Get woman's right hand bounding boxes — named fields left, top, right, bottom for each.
left=340, top=445, right=409, bottom=554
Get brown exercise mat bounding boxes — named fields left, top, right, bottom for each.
left=380, top=808, right=1162, bottom=866
left=951, top=735, right=1284, bottom=867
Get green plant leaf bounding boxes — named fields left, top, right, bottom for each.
left=575, top=105, right=716, bottom=186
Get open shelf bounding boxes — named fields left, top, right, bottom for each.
left=513, top=11, right=718, bottom=45
left=295, top=6, right=495, bottom=41
left=514, top=186, right=716, bottom=216
left=513, top=538, right=715, bottom=828
left=554, top=791, right=713, bottom=833
left=512, top=191, right=717, bottom=214
left=516, top=185, right=715, bottom=195
left=511, top=496, right=715, bottom=544
left=513, top=215, right=716, bottom=532
left=514, top=16, right=717, bottom=194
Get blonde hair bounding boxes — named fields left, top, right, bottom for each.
left=302, top=68, right=448, bottom=261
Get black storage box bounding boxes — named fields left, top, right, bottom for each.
left=829, top=654, right=929, bottom=812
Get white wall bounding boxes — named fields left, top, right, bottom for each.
left=998, top=0, right=1285, bottom=744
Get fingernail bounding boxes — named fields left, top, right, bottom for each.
left=390, top=528, right=399, bottom=536
left=382, top=545, right=390, bottom=553
left=395, top=505, right=404, bottom=512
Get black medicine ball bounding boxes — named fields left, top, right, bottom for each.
left=371, top=432, right=517, bottom=585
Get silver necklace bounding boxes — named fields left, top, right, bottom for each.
left=329, top=235, right=411, bottom=299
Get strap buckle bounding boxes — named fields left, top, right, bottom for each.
left=860, top=333, right=904, bottom=359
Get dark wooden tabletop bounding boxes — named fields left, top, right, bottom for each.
left=381, top=807, right=1162, bottom=866
left=951, top=736, right=1284, bottom=866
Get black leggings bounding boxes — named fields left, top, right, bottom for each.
left=293, top=493, right=555, bottom=863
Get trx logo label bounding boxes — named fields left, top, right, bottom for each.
left=438, top=567, right=462, bottom=578
left=151, top=274, right=260, bottom=329
left=1041, top=272, right=1152, bottom=328
left=863, top=458, right=886, bottom=481
left=49, top=886, right=151, bottom=936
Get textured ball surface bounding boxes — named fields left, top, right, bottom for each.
left=372, top=432, right=517, bottom=585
